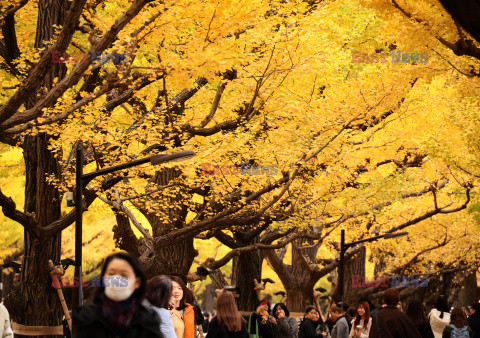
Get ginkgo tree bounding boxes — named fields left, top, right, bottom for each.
left=0, top=0, right=364, bottom=326
left=0, top=0, right=479, bottom=332
left=340, top=0, right=480, bottom=306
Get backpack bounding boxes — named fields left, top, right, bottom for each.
left=450, top=324, right=470, bottom=338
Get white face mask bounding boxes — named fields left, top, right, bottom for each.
left=103, top=275, right=135, bottom=302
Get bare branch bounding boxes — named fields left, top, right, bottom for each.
left=97, top=194, right=153, bottom=240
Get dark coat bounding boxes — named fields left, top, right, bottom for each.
left=206, top=317, right=248, bottom=338
left=72, top=299, right=162, bottom=338
left=468, top=313, right=480, bottom=338
left=244, top=313, right=273, bottom=338
left=416, top=320, right=435, bottom=338
left=370, top=306, right=422, bottom=338
left=299, top=318, right=327, bottom=338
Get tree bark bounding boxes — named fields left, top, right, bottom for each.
left=457, top=271, right=479, bottom=306
left=343, top=246, right=366, bottom=305
left=232, top=249, right=264, bottom=311
left=266, top=239, right=323, bottom=313
left=5, top=134, right=63, bottom=338
left=283, top=241, right=318, bottom=312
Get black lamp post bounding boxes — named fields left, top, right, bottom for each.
left=338, top=230, right=408, bottom=302
left=72, top=142, right=195, bottom=308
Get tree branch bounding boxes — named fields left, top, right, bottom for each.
left=0, top=187, right=38, bottom=237
left=0, top=0, right=154, bottom=129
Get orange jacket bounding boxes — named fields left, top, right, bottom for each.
left=184, top=304, right=195, bottom=338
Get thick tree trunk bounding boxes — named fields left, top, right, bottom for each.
left=285, top=284, right=316, bottom=312
left=266, top=239, right=322, bottom=313
left=343, top=246, right=366, bottom=305
left=331, top=246, right=366, bottom=304
left=146, top=239, right=197, bottom=277
left=113, top=209, right=197, bottom=278
left=457, top=272, right=479, bottom=306
left=232, top=250, right=263, bottom=311
left=202, top=284, right=217, bottom=313
left=284, top=241, right=318, bottom=312
left=113, top=167, right=198, bottom=277
left=5, top=134, right=63, bottom=338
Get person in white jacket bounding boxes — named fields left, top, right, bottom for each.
left=349, top=301, right=372, bottom=338
left=144, top=275, right=177, bottom=338
left=428, top=296, right=451, bottom=338
left=0, top=303, right=13, bottom=338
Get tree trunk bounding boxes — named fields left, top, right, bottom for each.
left=232, top=250, right=263, bottom=311
left=331, top=246, right=366, bottom=304
left=265, top=239, right=323, bottom=313
left=285, top=284, right=316, bottom=312
left=457, top=272, right=479, bottom=306
left=113, top=167, right=198, bottom=278
left=343, top=246, right=366, bottom=305
left=5, top=134, right=63, bottom=338
left=145, top=239, right=197, bottom=277
left=3, top=1, right=68, bottom=336
left=202, top=284, right=217, bottom=313
left=284, top=241, right=318, bottom=312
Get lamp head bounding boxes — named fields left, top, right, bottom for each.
left=150, top=150, right=196, bottom=165
left=383, top=231, right=408, bottom=239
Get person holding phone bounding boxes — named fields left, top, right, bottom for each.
left=245, top=299, right=273, bottom=338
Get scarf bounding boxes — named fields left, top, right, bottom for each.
left=100, top=292, right=137, bottom=335
left=248, top=313, right=260, bottom=338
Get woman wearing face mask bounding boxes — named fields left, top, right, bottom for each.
left=170, top=276, right=195, bottom=338
left=72, top=252, right=162, bottom=338
left=299, top=306, right=330, bottom=338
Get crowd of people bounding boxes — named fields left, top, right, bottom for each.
left=1, top=252, right=480, bottom=338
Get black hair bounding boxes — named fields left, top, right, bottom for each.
left=472, top=303, right=480, bottom=313
left=94, top=252, right=146, bottom=302
left=301, top=306, right=323, bottom=326
left=272, top=303, right=290, bottom=319
left=146, top=275, right=173, bottom=309
left=359, top=296, right=377, bottom=310
left=434, top=296, right=450, bottom=319
left=336, top=301, right=349, bottom=312
left=171, top=275, right=188, bottom=310
left=406, top=299, right=426, bottom=326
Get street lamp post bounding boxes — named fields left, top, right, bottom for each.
left=338, top=230, right=408, bottom=302
left=72, top=143, right=195, bottom=308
